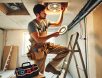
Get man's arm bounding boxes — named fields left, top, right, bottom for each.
left=31, top=32, right=59, bottom=43
left=50, top=7, right=65, bottom=26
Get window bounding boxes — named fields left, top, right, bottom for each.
left=22, top=32, right=31, bottom=55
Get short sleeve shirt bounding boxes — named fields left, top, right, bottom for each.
left=28, top=19, right=50, bottom=43
left=28, top=19, right=50, bottom=34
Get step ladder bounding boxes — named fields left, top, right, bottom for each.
left=62, top=32, right=88, bottom=78
left=3, top=46, right=13, bottom=71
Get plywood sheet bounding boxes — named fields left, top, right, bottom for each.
left=8, top=46, right=18, bottom=70
left=93, top=3, right=102, bottom=78
left=1, top=46, right=11, bottom=70
left=1, top=46, right=19, bottom=70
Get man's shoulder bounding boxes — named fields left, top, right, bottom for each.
left=28, top=19, right=34, bottom=24
left=28, top=19, right=36, bottom=27
left=28, top=19, right=37, bottom=33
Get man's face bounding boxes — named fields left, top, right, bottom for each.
left=39, top=10, right=46, bottom=19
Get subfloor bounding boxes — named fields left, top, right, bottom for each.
left=0, top=54, right=72, bottom=78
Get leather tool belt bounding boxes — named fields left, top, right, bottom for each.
left=27, top=43, right=50, bottom=60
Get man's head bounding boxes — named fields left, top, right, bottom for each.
left=33, top=4, right=46, bottom=19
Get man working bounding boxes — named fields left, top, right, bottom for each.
left=28, top=4, right=69, bottom=75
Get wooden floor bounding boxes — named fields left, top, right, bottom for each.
left=0, top=70, right=14, bottom=78
left=44, top=70, right=72, bottom=78
left=0, top=70, right=72, bottom=78
left=33, top=73, right=45, bottom=78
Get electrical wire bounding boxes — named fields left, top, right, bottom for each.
left=79, top=18, right=87, bottom=71
left=68, top=0, right=101, bottom=30
left=79, top=21, right=84, bottom=39
left=83, top=17, right=88, bottom=73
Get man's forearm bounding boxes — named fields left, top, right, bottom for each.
left=34, top=32, right=55, bottom=43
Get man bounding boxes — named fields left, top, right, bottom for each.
left=28, top=4, right=69, bottom=75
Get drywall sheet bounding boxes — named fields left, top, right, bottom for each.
left=1, top=46, right=19, bottom=70
left=93, top=3, right=102, bottom=78
left=1, top=46, right=11, bottom=70
left=8, top=46, right=18, bottom=70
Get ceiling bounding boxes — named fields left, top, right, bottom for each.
left=0, top=0, right=88, bottom=30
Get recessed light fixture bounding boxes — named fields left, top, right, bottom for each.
left=48, top=3, right=61, bottom=12
left=44, top=2, right=68, bottom=13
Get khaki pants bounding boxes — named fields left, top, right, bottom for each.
left=34, top=43, right=69, bottom=74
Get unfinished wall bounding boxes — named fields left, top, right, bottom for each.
left=65, top=3, right=102, bottom=78
left=84, top=3, right=102, bottom=78
left=0, top=30, right=3, bottom=70
left=47, top=12, right=71, bottom=46
left=93, top=3, right=102, bottom=78
left=86, top=12, right=96, bottom=78
left=55, top=30, right=67, bottom=46
left=1, top=46, right=19, bottom=70
left=66, top=20, right=87, bottom=78
left=5, top=30, right=27, bottom=66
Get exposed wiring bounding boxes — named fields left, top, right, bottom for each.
left=79, top=18, right=88, bottom=71
left=68, top=0, right=101, bottom=30
left=83, top=17, right=88, bottom=73
left=79, top=21, right=84, bottom=39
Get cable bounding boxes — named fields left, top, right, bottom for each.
left=79, top=21, right=84, bottom=39
left=83, top=18, right=87, bottom=71
left=68, top=0, right=101, bottom=30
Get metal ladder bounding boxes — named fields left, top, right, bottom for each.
left=63, top=32, right=88, bottom=78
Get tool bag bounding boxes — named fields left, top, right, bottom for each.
left=15, top=62, right=39, bottom=78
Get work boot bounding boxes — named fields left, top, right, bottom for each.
left=45, top=63, right=61, bottom=75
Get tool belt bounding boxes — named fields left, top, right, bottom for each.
left=27, top=43, right=50, bottom=61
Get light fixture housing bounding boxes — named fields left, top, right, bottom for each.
left=47, top=3, right=61, bottom=12
left=44, top=2, right=68, bottom=13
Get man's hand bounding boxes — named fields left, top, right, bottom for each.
left=53, top=32, right=60, bottom=37
left=61, top=6, right=66, bottom=12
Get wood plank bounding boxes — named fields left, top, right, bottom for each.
left=1, top=46, right=11, bottom=70
left=8, top=46, right=19, bottom=70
